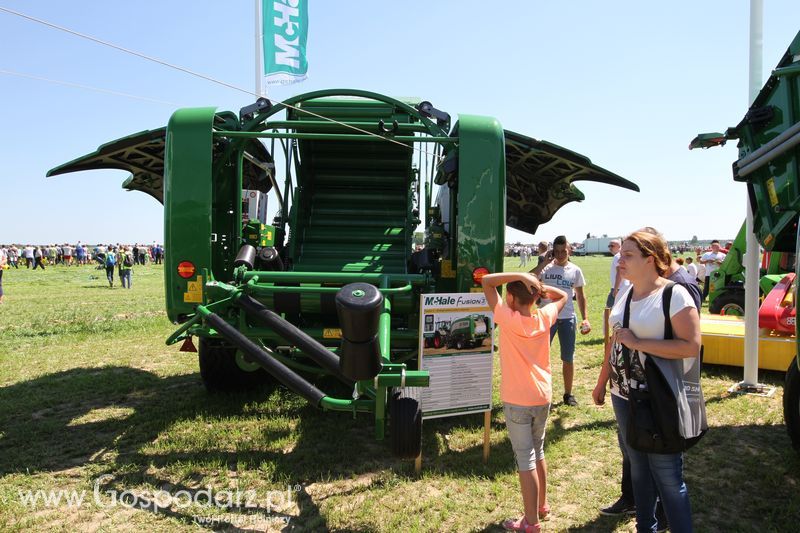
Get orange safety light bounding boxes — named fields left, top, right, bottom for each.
left=472, top=266, right=490, bottom=284
left=177, top=261, right=196, bottom=279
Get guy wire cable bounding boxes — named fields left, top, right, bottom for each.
left=0, top=5, right=448, bottom=160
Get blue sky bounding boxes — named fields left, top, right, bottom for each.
left=1, top=1, right=799, bottom=246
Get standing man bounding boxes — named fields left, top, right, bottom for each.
left=536, top=241, right=549, bottom=266
left=22, top=245, right=33, bottom=268
left=75, top=242, right=86, bottom=266
left=694, top=247, right=706, bottom=285
left=685, top=256, right=698, bottom=283
left=33, top=246, right=45, bottom=270
left=0, top=245, right=7, bottom=303
left=47, top=245, right=57, bottom=266
left=120, top=247, right=134, bottom=289
left=518, top=245, right=528, bottom=268
left=531, top=235, right=590, bottom=406
left=606, top=239, right=629, bottom=308
left=62, top=243, right=73, bottom=266
left=699, top=240, right=726, bottom=302
left=104, top=247, right=117, bottom=288
left=8, top=245, right=19, bottom=269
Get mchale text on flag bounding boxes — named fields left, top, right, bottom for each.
left=261, top=0, right=308, bottom=86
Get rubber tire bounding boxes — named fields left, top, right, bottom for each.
left=389, top=388, right=422, bottom=459
left=433, top=333, right=442, bottom=349
left=456, top=338, right=465, bottom=350
left=784, top=357, right=800, bottom=452
left=198, top=337, right=273, bottom=392
left=709, top=290, right=745, bottom=316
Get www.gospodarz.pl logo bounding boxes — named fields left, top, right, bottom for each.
left=16, top=475, right=301, bottom=515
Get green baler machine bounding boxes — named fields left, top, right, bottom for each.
left=691, top=30, right=800, bottom=450
left=49, top=89, right=637, bottom=457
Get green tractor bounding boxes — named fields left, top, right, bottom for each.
left=707, top=220, right=793, bottom=316
left=422, top=316, right=451, bottom=349
left=49, top=89, right=637, bottom=457
left=691, top=29, right=800, bottom=450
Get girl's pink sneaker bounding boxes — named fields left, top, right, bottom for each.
left=501, top=516, right=541, bottom=533
left=539, top=503, right=551, bottom=520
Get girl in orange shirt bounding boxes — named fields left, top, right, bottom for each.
left=482, top=272, right=566, bottom=533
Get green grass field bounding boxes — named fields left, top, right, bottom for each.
left=0, top=257, right=798, bottom=532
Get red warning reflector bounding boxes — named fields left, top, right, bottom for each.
left=472, top=267, right=490, bottom=284
left=177, top=261, right=196, bottom=279
left=179, top=337, right=197, bottom=352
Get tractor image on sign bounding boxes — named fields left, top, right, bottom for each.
left=423, top=316, right=451, bottom=349
left=49, top=89, right=638, bottom=457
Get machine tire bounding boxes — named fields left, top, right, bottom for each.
left=710, top=290, right=745, bottom=316
left=784, top=357, right=800, bottom=452
left=198, top=337, right=274, bottom=392
left=456, top=338, right=465, bottom=350
left=433, top=333, right=443, bottom=349
left=389, top=388, right=422, bottom=459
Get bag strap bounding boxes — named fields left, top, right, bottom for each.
left=621, top=289, right=635, bottom=382
left=662, top=281, right=674, bottom=340
left=622, top=282, right=675, bottom=382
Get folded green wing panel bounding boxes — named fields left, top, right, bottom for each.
left=47, top=126, right=272, bottom=204
left=48, top=128, right=167, bottom=203
left=504, top=130, right=639, bottom=235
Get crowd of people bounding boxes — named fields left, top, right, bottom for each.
left=0, top=242, right=164, bottom=269
left=0, top=242, right=165, bottom=298
left=486, top=230, right=709, bottom=533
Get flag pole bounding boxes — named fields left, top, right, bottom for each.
left=735, top=0, right=773, bottom=396
left=255, top=0, right=264, bottom=98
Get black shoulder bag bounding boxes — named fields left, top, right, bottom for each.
left=622, top=283, right=705, bottom=454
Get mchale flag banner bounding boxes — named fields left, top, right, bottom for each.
left=261, top=0, right=308, bottom=86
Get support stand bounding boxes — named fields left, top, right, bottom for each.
left=414, top=410, right=492, bottom=474
left=728, top=381, right=776, bottom=397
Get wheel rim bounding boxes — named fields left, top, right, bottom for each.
left=235, top=350, right=262, bottom=372
left=720, top=303, right=745, bottom=316
left=434, top=336, right=441, bottom=348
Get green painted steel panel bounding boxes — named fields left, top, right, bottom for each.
left=164, top=107, right=216, bottom=323
left=731, top=30, right=800, bottom=252
left=453, top=115, right=506, bottom=292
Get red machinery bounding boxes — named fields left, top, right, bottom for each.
left=758, top=273, right=797, bottom=334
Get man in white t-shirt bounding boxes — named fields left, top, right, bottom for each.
left=22, top=245, right=34, bottom=268
left=685, top=256, right=698, bottom=282
left=531, top=235, right=590, bottom=406
left=606, top=239, right=630, bottom=308
left=699, top=240, right=726, bottom=302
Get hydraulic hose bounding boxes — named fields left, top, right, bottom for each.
left=202, top=311, right=326, bottom=407
left=234, top=293, right=351, bottom=383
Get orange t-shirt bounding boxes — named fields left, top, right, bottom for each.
left=493, top=301, right=559, bottom=406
